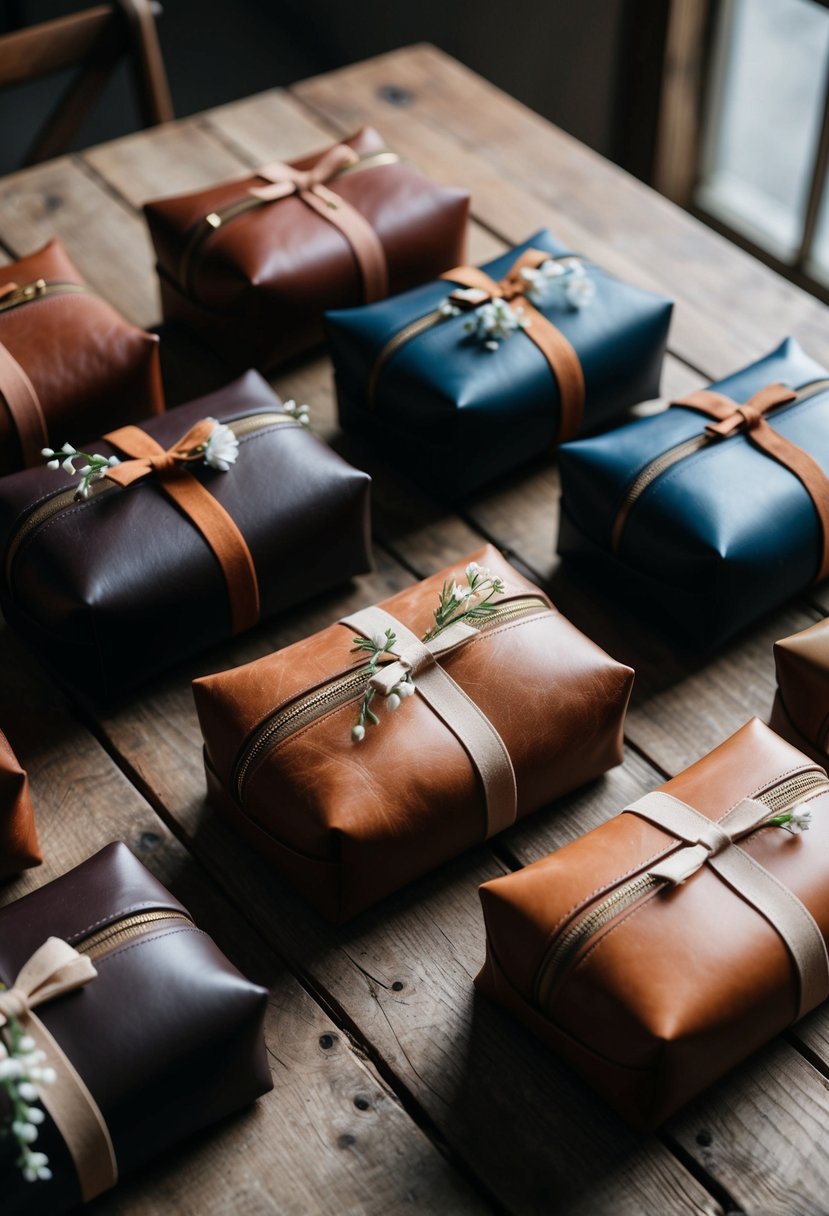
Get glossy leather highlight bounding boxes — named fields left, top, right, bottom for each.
left=326, top=229, right=673, bottom=495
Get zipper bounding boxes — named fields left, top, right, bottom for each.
left=179, top=149, right=400, bottom=297
left=534, top=766, right=829, bottom=1010
left=233, top=594, right=551, bottom=800
left=366, top=254, right=587, bottom=411
left=74, top=909, right=193, bottom=961
left=0, top=279, right=92, bottom=315
left=611, top=377, right=829, bottom=554
left=4, top=411, right=298, bottom=583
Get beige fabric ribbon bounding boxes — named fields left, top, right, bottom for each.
left=340, top=605, right=517, bottom=838
left=250, top=143, right=389, bottom=302
left=0, top=938, right=118, bottom=1201
left=625, top=791, right=829, bottom=1019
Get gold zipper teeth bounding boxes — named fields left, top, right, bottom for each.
left=179, top=150, right=400, bottom=297
left=4, top=412, right=298, bottom=584
left=0, top=279, right=92, bottom=315
left=611, top=377, right=829, bottom=554
left=233, top=595, right=550, bottom=799
left=534, top=767, right=829, bottom=1009
left=366, top=253, right=588, bottom=412
left=75, top=910, right=193, bottom=961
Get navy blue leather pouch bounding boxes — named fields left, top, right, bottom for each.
left=558, top=338, right=829, bottom=650
left=326, top=229, right=673, bottom=495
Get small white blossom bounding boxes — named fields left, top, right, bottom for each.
left=369, top=629, right=389, bottom=651
left=452, top=582, right=473, bottom=603
left=438, top=298, right=461, bottom=318
left=61, top=444, right=76, bottom=455
left=25, top=1107, right=45, bottom=1125
left=386, top=692, right=401, bottom=712
left=107, top=455, right=120, bottom=467
left=12, top=1121, right=38, bottom=1143
left=46, top=459, right=59, bottom=471
left=566, top=275, right=596, bottom=309
left=61, top=456, right=75, bottom=474
left=396, top=680, right=416, bottom=699
left=18, top=1036, right=35, bottom=1053
left=30, top=1066, right=56, bottom=1085
left=465, top=298, right=529, bottom=349
left=786, top=807, right=812, bottom=834
left=203, top=419, right=239, bottom=472
left=283, top=400, right=310, bottom=427
left=40, top=448, right=54, bottom=458
left=17, top=1081, right=38, bottom=1101
left=351, top=724, right=365, bottom=742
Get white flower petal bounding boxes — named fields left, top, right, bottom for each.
left=204, top=421, right=239, bottom=471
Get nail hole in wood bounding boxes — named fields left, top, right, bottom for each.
left=696, top=1129, right=712, bottom=1147
left=319, top=1033, right=336, bottom=1049
left=378, top=84, right=412, bottom=107
left=138, top=831, right=162, bottom=851
left=391, top=980, right=404, bottom=991
left=353, top=1095, right=370, bottom=1111
left=337, top=1133, right=356, bottom=1149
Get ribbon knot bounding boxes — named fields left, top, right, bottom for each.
left=0, top=937, right=97, bottom=1028
left=702, top=383, right=797, bottom=438
left=251, top=143, right=360, bottom=204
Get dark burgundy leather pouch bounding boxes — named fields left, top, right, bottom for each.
left=0, top=372, right=372, bottom=701
left=0, top=842, right=272, bottom=1213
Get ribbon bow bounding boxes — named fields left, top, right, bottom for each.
left=0, top=938, right=97, bottom=1026
left=438, top=249, right=586, bottom=442
left=1, top=938, right=117, bottom=1200
left=675, top=380, right=829, bottom=583
left=102, top=420, right=260, bottom=634
left=341, top=604, right=518, bottom=839
left=249, top=143, right=388, bottom=302
left=625, top=789, right=829, bottom=1019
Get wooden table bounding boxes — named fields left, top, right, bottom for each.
left=2, top=44, right=829, bottom=1216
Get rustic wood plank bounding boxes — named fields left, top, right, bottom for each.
left=0, top=624, right=484, bottom=1216
left=293, top=45, right=829, bottom=379
left=201, top=88, right=345, bottom=168
left=0, top=156, right=157, bottom=327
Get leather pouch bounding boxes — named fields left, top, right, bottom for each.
left=193, top=546, right=634, bottom=922
left=0, top=842, right=272, bottom=1212
left=0, top=239, right=163, bottom=476
left=0, top=727, right=41, bottom=878
left=772, top=618, right=829, bottom=763
left=326, top=229, right=673, bottom=494
left=476, top=719, right=829, bottom=1126
left=0, top=372, right=371, bottom=701
left=558, top=338, right=829, bottom=649
left=144, top=126, right=470, bottom=371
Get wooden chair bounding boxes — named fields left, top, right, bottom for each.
left=0, top=0, right=174, bottom=166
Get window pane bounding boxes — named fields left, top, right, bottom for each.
left=696, top=0, right=829, bottom=259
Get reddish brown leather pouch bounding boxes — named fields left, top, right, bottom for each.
left=0, top=727, right=40, bottom=878
left=0, top=842, right=272, bottom=1213
left=476, top=719, right=829, bottom=1126
left=772, top=618, right=829, bottom=764
left=0, top=239, right=163, bottom=475
left=194, top=546, right=634, bottom=922
left=144, top=126, right=470, bottom=371
left=0, top=372, right=371, bottom=701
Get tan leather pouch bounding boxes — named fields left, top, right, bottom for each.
left=772, top=618, right=829, bottom=763
left=0, top=726, right=41, bottom=878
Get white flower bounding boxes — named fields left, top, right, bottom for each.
left=17, top=1081, right=38, bottom=1101
left=369, top=629, right=388, bottom=651
left=0, top=1057, right=22, bottom=1080
left=107, top=455, right=120, bottom=467
left=566, top=275, right=595, bottom=309
left=283, top=400, right=310, bottom=427
left=386, top=692, right=401, bottom=712
left=351, top=724, right=365, bottom=742
left=396, top=680, right=416, bottom=699
left=46, top=459, right=59, bottom=471
left=452, top=582, right=473, bottom=603
left=30, top=1066, right=56, bottom=1085
left=79, top=464, right=92, bottom=475
left=438, top=298, right=461, bottom=317
left=465, top=561, right=482, bottom=580
left=61, top=444, right=76, bottom=455
left=12, top=1121, right=38, bottom=1143
left=61, top=456, right=75, bottom=474
left=25, top=1107, right=45, bottom=1125
left=40, top=448, right=54, bottom=458
left=786, top=807, right=812, bottom=834
left=18, top=1035, right=35, bottom=1053
left=203, top=419, right=239, bottom=472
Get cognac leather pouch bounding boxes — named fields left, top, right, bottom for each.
left=144, top=126, right=470, bottom=371
left=193, top=546, right=634, bottom=922
left=558, top=338, right=829, bottom=649
left=772, top=618, right=829, bottom=763
left=0, top=842, right=272, bottom=1212
left=476, top=719, right=829, bottom=1126
left=0, top=727, right=40, bottom=878
left=0, top=373, right=371, bottom=701
left=0, top=239, right=163, bottom=476
left=326, top=229, right=673, bottom=494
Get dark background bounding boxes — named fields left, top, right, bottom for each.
left=0, top=0, right=664, bottom=176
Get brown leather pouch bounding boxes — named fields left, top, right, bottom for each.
left=771, top=618, right=829, bottom=764
left=194, top=546, right=634, bottom=922
left=144, top=126, right=470, bottom=371
left=475, top=719, right=829, bottom=1126
left=0, top=842, right=272, bottom=1213
left=0, top=240, right=163, bottom=475
left=0, top=372, right=371, bottom=701
left=0, top=726, right=40, bottom=878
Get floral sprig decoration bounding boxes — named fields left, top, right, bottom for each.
left=520, top=257, right=595, bottom=310
left=350, top=562, right=506, bottom=741
left=766, top=805, right=812, bottom=834
left=42, top=418, right=240, bottom=501
left=464, top=298, right=529, bottom=352
left=283, top=400, right=311, bottom=427
left=0, top=997, right=56, bottom=1183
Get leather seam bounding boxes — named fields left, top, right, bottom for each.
left=67, top=902, right=185, bottom=942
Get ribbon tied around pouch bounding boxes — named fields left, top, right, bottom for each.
left=675, top=380, right=829, bottom=583
left=0, top=938, right=118, bottom=1200
left=250, top=142, right=388, bottom=302
left=624, top=790, right=829, bottom=1019
left=103, top=419, right=260, bottom=634
left=340, top=605, right=518, bottom=838
left=438, top=248, right=587, bottom=442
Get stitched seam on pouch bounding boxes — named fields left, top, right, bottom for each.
left=91, top=925, right=206, bottom=967
left=68, top=902, right=184, bottom=942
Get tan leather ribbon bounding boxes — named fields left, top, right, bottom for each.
left=251, top=143, right=388, bottom=302
left=676, top=382, right=829, bottom=582
left=625, top=791, right=829, bottom=1019
left=439, top=248, right=587, bottom=442
left=341, top=604, right=518, bottom=838
left=0, top=339, right=48, bottom=467
left=104, top=421, right=260, bottom=634
left=0, top=938, right=118, bottom=1201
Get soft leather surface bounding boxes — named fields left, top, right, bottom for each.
left=558, top=338, right=829, bottom=648
left=326, top=229, right=673, bottom=494
left=0, top=726, right=40, bottom=878
left=774, top=617, right=829, bottom=756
